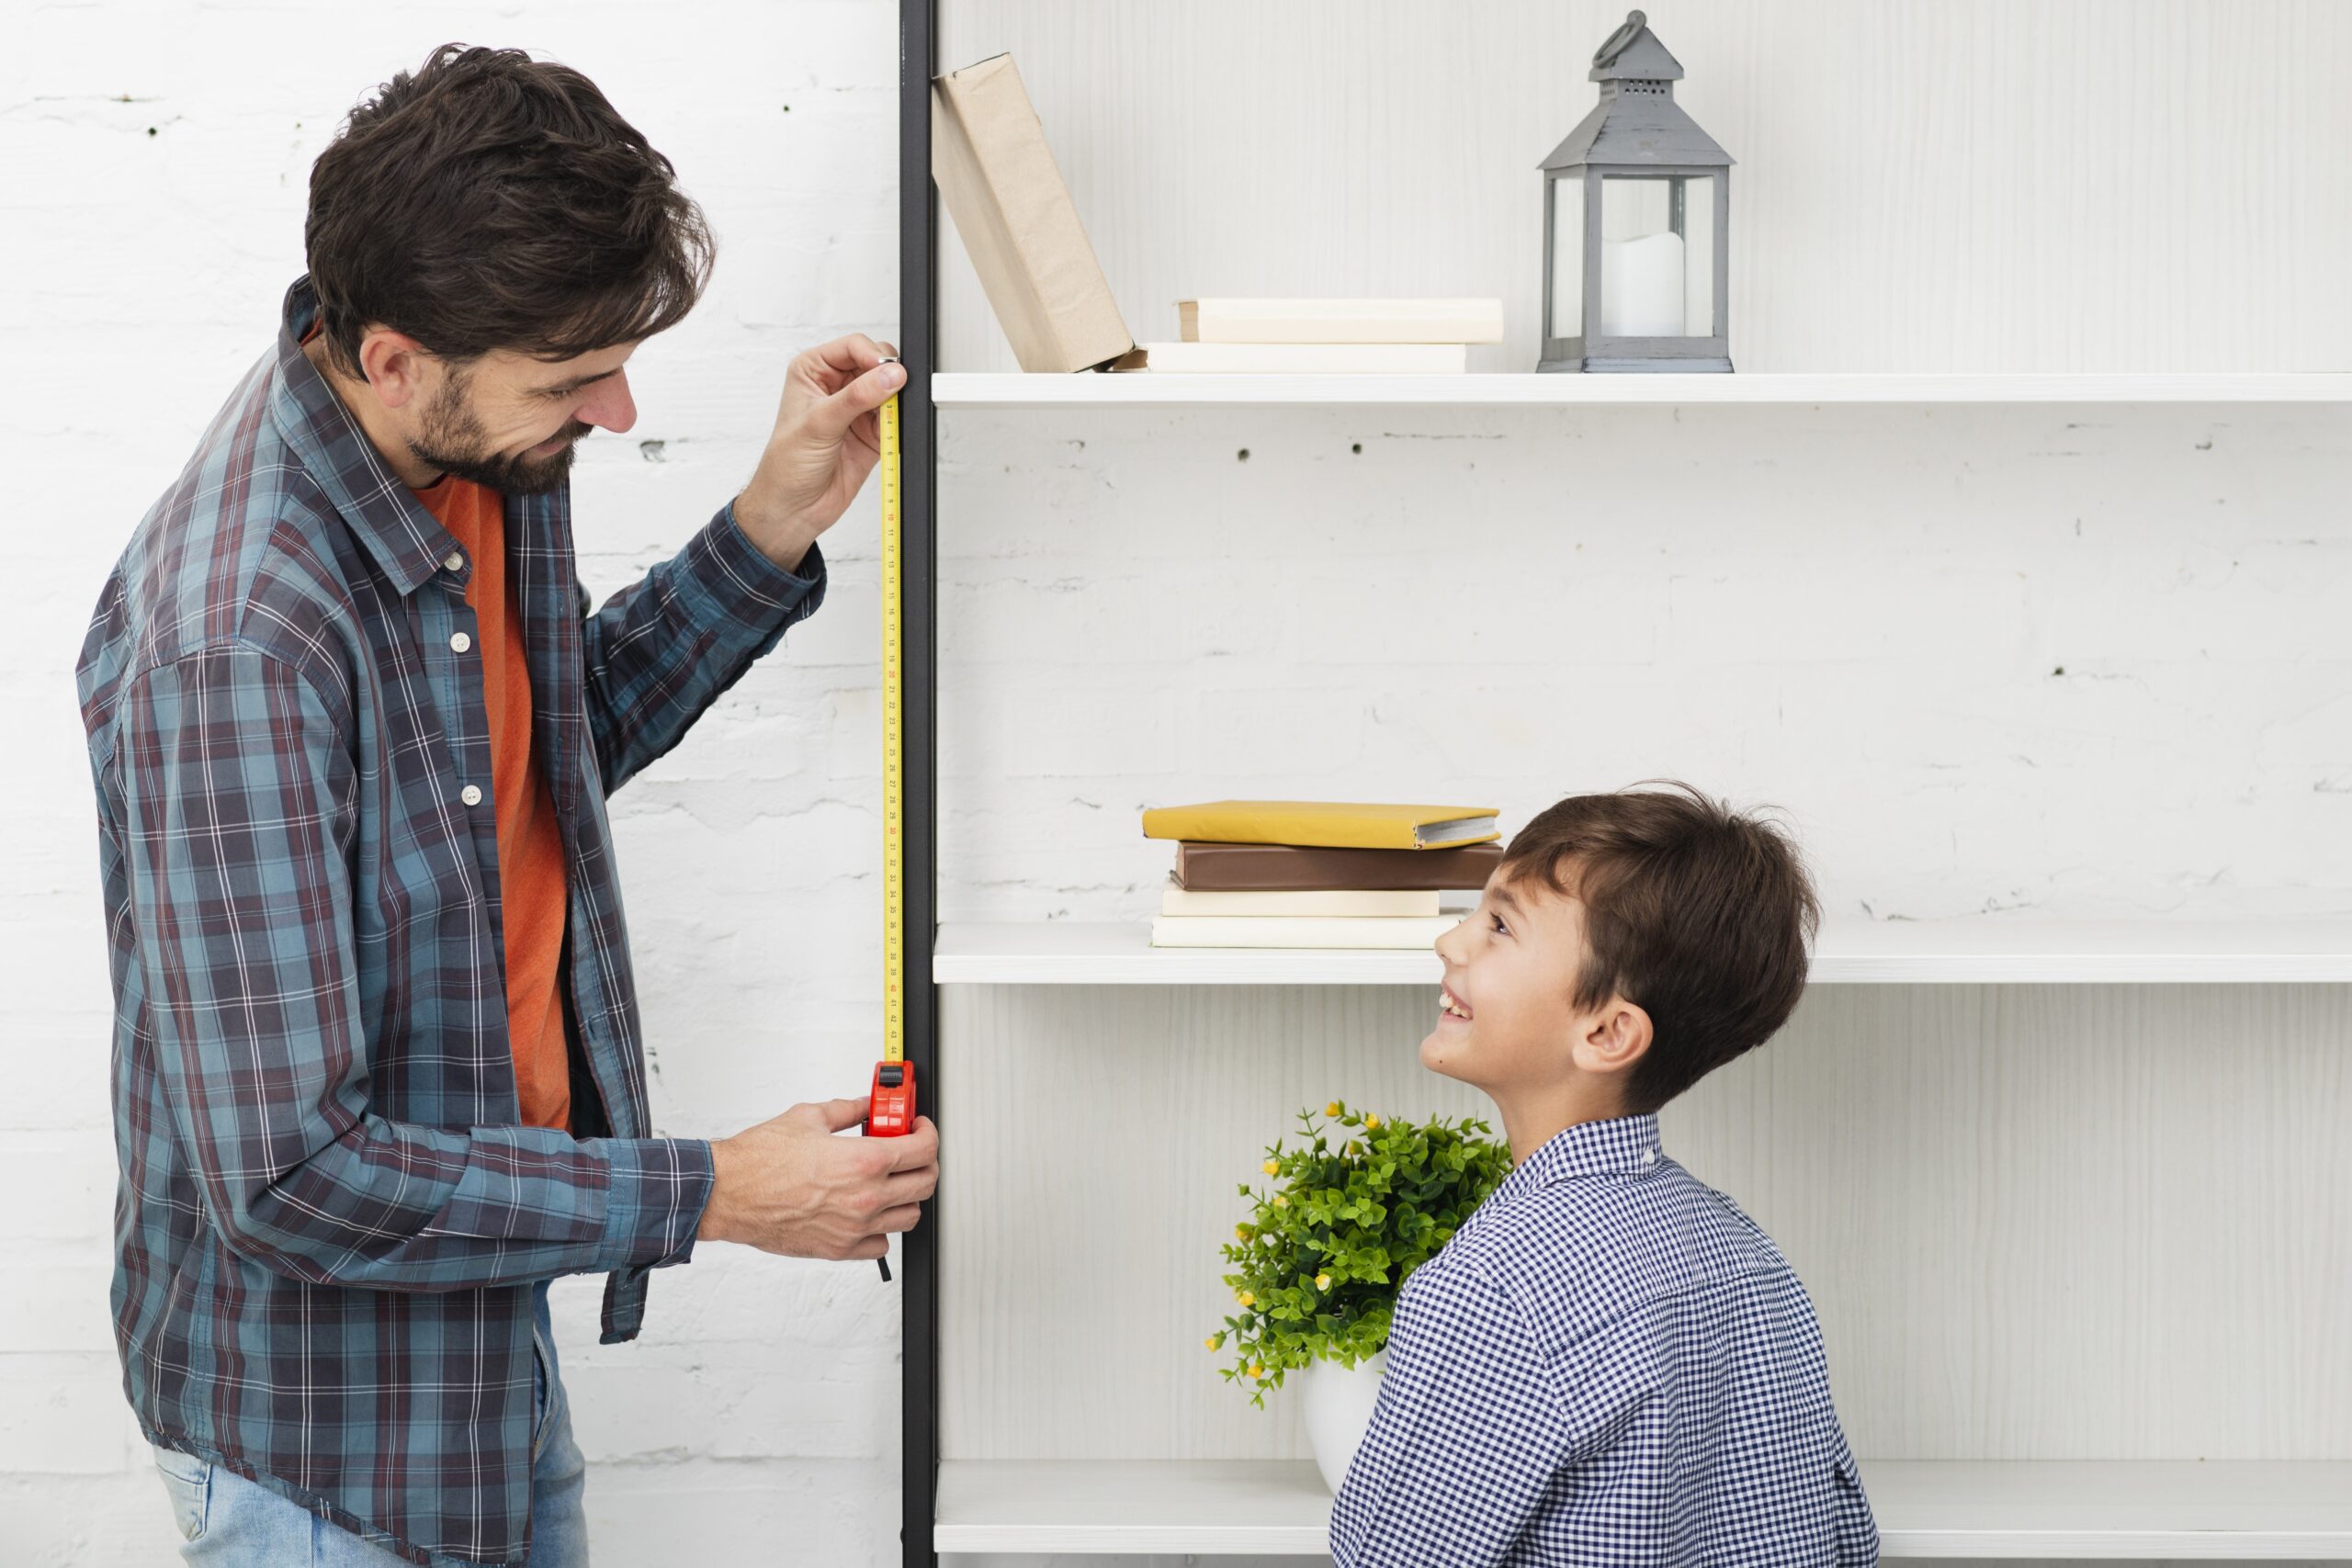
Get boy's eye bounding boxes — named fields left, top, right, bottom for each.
left=1489, top=913, right=1509, bottom=935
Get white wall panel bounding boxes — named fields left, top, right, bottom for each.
left=941, top=984, right=2352, bottom=1466
left=940, top=0, right=2352, bottom=374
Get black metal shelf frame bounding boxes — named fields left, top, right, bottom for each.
left=897, top=2, right=941, bottom=1563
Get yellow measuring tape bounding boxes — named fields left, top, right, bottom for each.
left=865, top=382, right=915, bottom=1291
left=878, top=390, right=906, bottom=1070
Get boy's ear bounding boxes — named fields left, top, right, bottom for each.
left=1571, top=998, right=1653, bottom=1080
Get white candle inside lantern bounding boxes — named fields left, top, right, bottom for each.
left=1600, top=231, right=1685, bottom=336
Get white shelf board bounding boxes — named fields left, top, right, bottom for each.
left=933, top=919, right=2352, bottom=986
left=935, top=1460, right=1325, bottom=1556
left=932, top=371, right=2352, bottom=408
left=933, top=1458, right=2352, bottom=1558
left=1867, top=1461, right=2352, bottom=1559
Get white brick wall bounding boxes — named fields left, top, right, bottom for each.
left=933, top=401, right=2352, bottom=928
left=2, top=3, right=911, bottom=1562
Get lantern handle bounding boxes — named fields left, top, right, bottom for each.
left=1593, top=10, right=1648, bottom=70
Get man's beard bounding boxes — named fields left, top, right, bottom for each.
left=409, top=373, right=589, bottom=496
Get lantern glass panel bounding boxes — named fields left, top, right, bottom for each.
left=1598, top=174, right=1713, bottom=338
left=1547, top=174, right=1584, bottom=340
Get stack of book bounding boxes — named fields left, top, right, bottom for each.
left=1140, top=800, right=1506, bottom=949
left=1136, top=298, right=1505, bottom=375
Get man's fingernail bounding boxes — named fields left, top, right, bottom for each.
left=881, top=363, right=904, bottom=387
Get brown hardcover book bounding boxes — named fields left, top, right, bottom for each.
left=1173, top=840, right=1505, bottom=893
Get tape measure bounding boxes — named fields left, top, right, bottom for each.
left=865, top=383, right=917, bottom=1258
left=864, top=383, right=917, bottom=1277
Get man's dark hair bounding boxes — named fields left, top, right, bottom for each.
left=306, top=44, right=713, bottom=377
left=1499, top=782, right=1819, bottom=1113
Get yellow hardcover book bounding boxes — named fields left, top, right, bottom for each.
left=1139, top=800, right=1500, bottom=852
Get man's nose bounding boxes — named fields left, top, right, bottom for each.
left=576, top=372, right=637, bottom=434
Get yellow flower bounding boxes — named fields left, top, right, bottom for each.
left=1235, top=1224, right=1253, bottom=1242
left=1204, top=1334, right=1223, bottom=1350
left=1261, top=1158, right=1281, bottom=1177
left=1325, top=1100, right=1343, bottom=1117
left=1250, top=1363, right=1266, bottom=1381
left=1236, top=1290, right=1255, bottom=1307
left=1316, top=1273, right=1332, bottom=1291
left=1363, top=1113, right=1381, bottom=1130
left=1272, top=1194, right=1288, bottom=1209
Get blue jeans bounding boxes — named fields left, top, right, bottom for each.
left=150, top=1280, right=587, bottom=1566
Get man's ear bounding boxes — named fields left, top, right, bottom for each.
left=1570, top=998, right=1653, bottom=1080
left=353, top=327, right=435, bottom=411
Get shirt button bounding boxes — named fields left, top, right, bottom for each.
left=444, top=551, right=465, bottom=572
left=449, top=631, right=472, bottom=654
left=460, top=784, right=483, bottom=807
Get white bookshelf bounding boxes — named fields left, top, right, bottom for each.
left=921, top=6, right=2352, bottom=1562
left=933, top=1459, right=2352, bottom=1558
left=935, top=918, right=2352, bottom=987
left=932, top=371, right=2352, bottom=408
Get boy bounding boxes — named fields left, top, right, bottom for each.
left=1330, top=784, right=1877, bottom=1566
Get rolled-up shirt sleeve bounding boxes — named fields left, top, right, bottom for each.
left=118, top=641, right=712, bottom=1292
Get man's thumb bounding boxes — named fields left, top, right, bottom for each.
left=808, top=1095, right=871, bottom=1134
left=816, top=360, right=904, bottom=436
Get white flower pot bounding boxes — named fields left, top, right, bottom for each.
left=1300, top=1350, right=1387, bottom=1494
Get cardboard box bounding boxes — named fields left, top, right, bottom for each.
left=933, top=54, right=1136, bottom=374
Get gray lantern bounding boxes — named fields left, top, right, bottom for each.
left=1539, top=10, right=1733, bottom=372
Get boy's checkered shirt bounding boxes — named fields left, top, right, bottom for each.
left=1330, top=1113, right=1879, bottom=1566
left=76, top=278, right=826, bottom=1567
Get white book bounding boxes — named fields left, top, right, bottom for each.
left=1160, top=880, right=1442, bottom=919
left=1137, top=341, right=1469, bottom=375
left=1150, top=914, right=1460, bottom=950
left=1181, top=298, right=1507, bottom=344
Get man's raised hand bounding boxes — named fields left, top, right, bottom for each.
left=730, top=333, right=904, bottom=573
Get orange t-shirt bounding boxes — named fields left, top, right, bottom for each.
left=413, top=477, right=575, bottom=1134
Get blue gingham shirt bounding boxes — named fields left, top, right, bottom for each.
left=75, top=277, right=825, bottom=1565
left=1331, top=1114, right=1877, bottom=1566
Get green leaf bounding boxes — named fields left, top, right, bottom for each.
left=1202, top=1101, right=1509, bottom=1401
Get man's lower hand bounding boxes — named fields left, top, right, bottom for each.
left=697, top=1098, right=939, bottom=1260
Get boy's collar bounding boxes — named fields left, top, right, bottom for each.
left=1514, top=1112, right=1663, bottom=1186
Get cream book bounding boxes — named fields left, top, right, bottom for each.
left=1150, top=915, right=1459, bottom=950
left=1159, top=878, right=1442, bottom=919
left=1180, top=297, right=1506, bottom=344
left=932, top=54, right=1135, bottom=372
left=1136, top=342, right=1468, bottom=375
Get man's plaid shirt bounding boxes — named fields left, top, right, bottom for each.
left=75, top=278, right=826, bottom=1566
left=1332, top=1114, right=1879, bottom=1566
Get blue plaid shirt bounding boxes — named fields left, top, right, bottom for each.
left=1331, top=1114, right=1877, bottom=1566
left=75, top=278, right=825, bottom=1565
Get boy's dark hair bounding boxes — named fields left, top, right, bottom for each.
left=305, top=44, right=713, bottom=378
left=1499, top=782, right=1819, bottom=1113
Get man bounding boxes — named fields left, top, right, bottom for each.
left=74, top=44, right=937, bottom=1566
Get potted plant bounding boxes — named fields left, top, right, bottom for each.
left=1207, top=1100, right=1512, bottom=1491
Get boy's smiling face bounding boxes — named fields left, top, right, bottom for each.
left=1421, top=866, right=1654, bottom=1142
